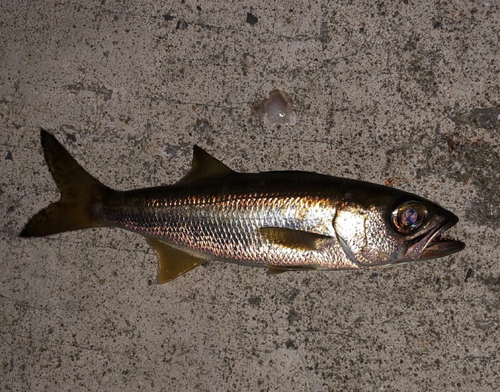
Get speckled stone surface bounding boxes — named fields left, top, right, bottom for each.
left=1, top=1, right=499, bottom=391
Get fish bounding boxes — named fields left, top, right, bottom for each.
left=20, top=130, right=465, bottom=283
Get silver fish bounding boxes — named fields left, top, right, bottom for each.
left=21, top=130, right=465, bottom=283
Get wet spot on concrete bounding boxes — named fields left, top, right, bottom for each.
left=246, top=13, right=258, bottom=26
left=252, top=90, right=296, bottom=125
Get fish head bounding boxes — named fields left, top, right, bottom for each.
left=333, top=185, right=465, bottom=267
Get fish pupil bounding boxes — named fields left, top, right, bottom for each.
left=391, top=200, right=428, bottom=233
left=401, top=207, right=418, bottom=226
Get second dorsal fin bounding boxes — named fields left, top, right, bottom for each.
left=178, top=146, right=235, bottom=183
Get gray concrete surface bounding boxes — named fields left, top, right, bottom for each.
left=1, top=0, right=499, bottom=391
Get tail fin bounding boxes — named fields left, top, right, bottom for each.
left=20, top=129, right=111, bottom=237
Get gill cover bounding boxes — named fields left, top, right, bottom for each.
left=333, top=203, right=405, bottom=266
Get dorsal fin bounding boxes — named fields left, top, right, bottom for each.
left=178, top=146, right=235, bottom=183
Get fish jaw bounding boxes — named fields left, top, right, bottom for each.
left=406, top=213, right=465, bottom=260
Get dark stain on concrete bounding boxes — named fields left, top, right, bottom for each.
left=246, top=13, right=258, bottom=26
left=66, top=81, right=85, bottom=93
left=403, top=35, right=419, bottom=51
left=66, top=83, right=113, bottom=101
left=408, top=50, right=442, bottom=96
left=97, top=85, right=113, bottom=102
left=453, top=138, right=499, bottom=226
left=319, top=21, right=330, bottom=44
left=285, top=339, right=297, bottom=349
left=5, top=151, right=13, bottom=160
left=162, top=141, right=193, bottom=159
left=409, top=114, right=499, bottom=228
left=288, top=309, right=302, bottom=325
left=452, top=107, right=500, bottom=131
left=438, top=113, right=499, bottom=226
left=478, top=274, right=500, bottom=292
left=248, top=295, right=262, bottom=306
left=283, top=288, right=300, bottom=303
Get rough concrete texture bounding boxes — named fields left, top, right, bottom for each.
left=1, top=0, right=499, bottom=391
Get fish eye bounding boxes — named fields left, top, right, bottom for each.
left=391, top=200, right=428, bottom=234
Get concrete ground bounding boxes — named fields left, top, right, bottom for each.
left=1, top=0, right=499, bottom=391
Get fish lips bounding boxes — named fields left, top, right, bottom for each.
left=406, top=214, right=465, bottom=261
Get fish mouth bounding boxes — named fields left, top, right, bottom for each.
left=406, top=215, right=465, bottom=260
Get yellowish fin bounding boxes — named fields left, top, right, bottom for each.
left=146, top=238, right=208, bottom=284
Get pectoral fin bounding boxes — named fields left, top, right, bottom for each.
left=178, top=146, right=235, bottom=183
left=146, top=238, right=208, bottom=284
left=257, top=227, right=331, bottom=251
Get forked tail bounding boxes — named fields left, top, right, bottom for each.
left=20, top=129, right=111, bottom=237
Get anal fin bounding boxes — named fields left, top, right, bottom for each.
left=146, top=238, right=208, bottom=284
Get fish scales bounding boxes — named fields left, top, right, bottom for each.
left=98, top=173, right=348, bottom=269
